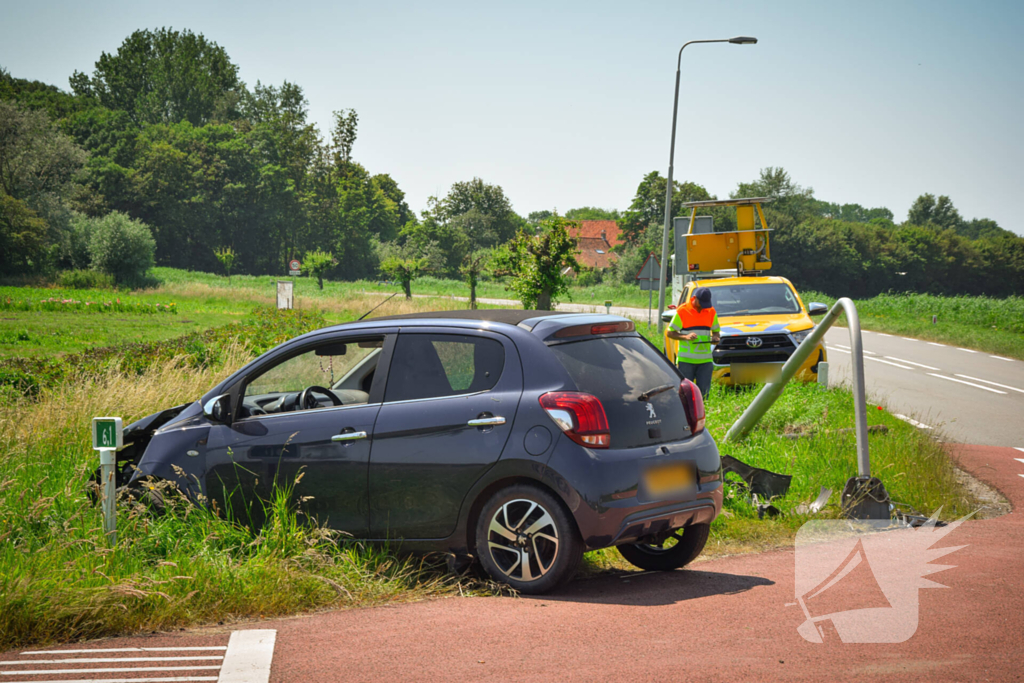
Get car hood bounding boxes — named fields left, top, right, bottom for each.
left=718, top=312, right=813, bottom=336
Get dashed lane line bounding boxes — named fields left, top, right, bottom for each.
left=2, top=666, right=222, bottom=675
left=957, top=348, right=978, bottom=354
left=865, top=356, right=913, bottom=370
left=217, top=629, right=276, bottom=683
left=991, top=356, right=1015, bottom=362
left=928, top=342, right=946, bottom=347
left=902, top=337, right=919, bottom=342
left=0, top=678, right=217, bottom=682
left=952, top=374, right=1024, bottom=395
left=22, top=648, right=227, bottom=655
left=926, top=373, right=1007, bottom=394
left=833, top=343, right=876, bottom=355
left=883, top=356, right=941, bottom=371
left=877, top=333, right=892, bottom=337
left=894, top=414, right=933, bottom=429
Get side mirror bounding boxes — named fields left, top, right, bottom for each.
left=661, top=310, right=675, bottom=323
left=203, top=394, right=232, bottom=424
left=808, top=302, right=828, bottom=316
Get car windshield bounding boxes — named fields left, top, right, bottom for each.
left=708, top=284, right=801, bottom=316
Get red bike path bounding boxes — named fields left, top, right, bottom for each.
left=5, top=445, right=1023, bottom=682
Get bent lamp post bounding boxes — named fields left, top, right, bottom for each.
left=723, top=299, right=888, bottom=517
left=657, top=35, right=758, bottom=334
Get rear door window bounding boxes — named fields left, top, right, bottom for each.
left=549, top=336, right=689, bottom=449
left=384, top=334, right=505, bottom=402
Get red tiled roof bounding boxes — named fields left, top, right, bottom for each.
left=570, top=220, right=623, bottom=247
left=576, top=237, right=618, bottom=270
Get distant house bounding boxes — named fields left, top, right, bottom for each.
left=569, top=220, right=621, bottom=270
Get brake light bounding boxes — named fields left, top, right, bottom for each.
left=678, top=379, right=705, bottom=434
left=539, top=392, right=610, bottom=448
left=554, top=321, right=635, bottom=338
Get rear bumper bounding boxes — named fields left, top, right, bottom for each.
left=544, top=428, right=723, bottom=550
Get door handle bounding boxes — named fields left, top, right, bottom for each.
left=332, top=431, right=368, bottom=442
left=467, top=417, right=506, bottom=427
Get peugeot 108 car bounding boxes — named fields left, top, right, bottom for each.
left=116, top=310, right=723, bottom=594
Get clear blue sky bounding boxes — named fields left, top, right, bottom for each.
left=3, top=0, right=1022, bottom=234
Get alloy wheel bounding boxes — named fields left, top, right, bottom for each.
left=486, top=498, right=560, bottom=582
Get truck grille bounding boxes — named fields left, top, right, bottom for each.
left=714, top=333, right=795, bottom=365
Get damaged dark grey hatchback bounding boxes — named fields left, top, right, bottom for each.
left=116, top=310, right=723, bottom=593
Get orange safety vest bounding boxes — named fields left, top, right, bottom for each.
left=669, top=303, right=720, bottom=364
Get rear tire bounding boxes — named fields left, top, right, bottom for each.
left=475, top=484, right=583, bottom=594
left=617, top=522, right=710, bottom=572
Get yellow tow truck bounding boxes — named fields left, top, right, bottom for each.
left=663, top=198, right=828, bottom=385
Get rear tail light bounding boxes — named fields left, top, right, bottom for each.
left=678, top=379, right=705, bottom=434
left=539, top=392, right=610, bottom=448
left=553, top=321, right=635, bottom=338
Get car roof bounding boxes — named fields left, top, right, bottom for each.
left=694, top=275, right=792, bottom=288
left=368, top=309, right=565, bottom=326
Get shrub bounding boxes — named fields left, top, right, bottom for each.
left=56, top=269, right=116, bottom=290
left=64, top=212, right=96, bottom=270
left=88, top=212, right=156, bottom=287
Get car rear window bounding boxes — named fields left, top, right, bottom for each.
left=548, top=336, right=690, bottom=449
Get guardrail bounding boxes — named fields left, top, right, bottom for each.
left=723, top=297, right=871, bottom=478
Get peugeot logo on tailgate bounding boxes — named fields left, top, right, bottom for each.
left=746, top=337, right=763, bottom=349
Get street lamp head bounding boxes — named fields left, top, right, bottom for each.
left=729, top=36, right=758, bottom=44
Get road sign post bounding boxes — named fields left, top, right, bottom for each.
left=92, top=417, right=123, bottom=544
left=288, top=259, right=302, bottom=276
left=635, top=253, right=661, bottom=326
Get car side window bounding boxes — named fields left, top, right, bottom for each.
left=384, top=334, right=504, bottom=403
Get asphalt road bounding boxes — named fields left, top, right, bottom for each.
left=6, top=444, right=1021, bottom=682
left=822, top=328, right=1024, bottom=448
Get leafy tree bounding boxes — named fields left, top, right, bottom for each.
left=303, top=249, right=336, bottom=290
left=376, top=240, right=442, bottom=299
left=460, top=248, right=491, bottom=309
left=214, top=246, right=237, bottom=279
left=429, top=178, right=525, bottom=246
left=619, top=171, right=712, bottom=245
left=0, top=192, right=48, bottom=273
left=87, top=211, right=156, bottom=286
left=331, top=109, right=358, bottom=167
left=564, top=206, right=621, bottom=221
left=492, top=216, right=580, bottom=310
left=907, top=193, right=962, bottom=231
left=527, top=210, right=554, bottom=226
left=70, top=28, right=242, bottom=127
left=0, top=101, right=87, bottom=206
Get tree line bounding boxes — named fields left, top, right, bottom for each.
left=2, top=27, right=1021, bottom=301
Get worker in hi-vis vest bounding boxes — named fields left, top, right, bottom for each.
left=666, top=286, right=720, bottom=400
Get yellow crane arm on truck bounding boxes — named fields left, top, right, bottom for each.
left=680, top=197, right=773, bottom=275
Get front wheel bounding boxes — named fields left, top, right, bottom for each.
left=475, top=484, right=583, bottom=594
left=617, top=522, right=710, bottom=572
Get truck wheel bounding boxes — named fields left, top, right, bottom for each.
left=475, top=484, right=583, bottom=594
left=617, top=523, right=710, bottom=572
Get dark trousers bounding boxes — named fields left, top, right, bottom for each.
left=678, top=361, right=713, bottom=399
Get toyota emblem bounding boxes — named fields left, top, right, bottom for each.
left=746, top=337, right=763, bottom=349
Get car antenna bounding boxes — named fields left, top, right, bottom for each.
left=357, top=292, right=399, bottom=321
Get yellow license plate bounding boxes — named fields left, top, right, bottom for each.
left=644, top=464, right=695, bottom=497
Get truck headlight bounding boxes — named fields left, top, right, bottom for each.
left=791, top=327, right=814, bottom=345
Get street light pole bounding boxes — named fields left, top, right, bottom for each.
left=656, top=36, right=757, bottom=333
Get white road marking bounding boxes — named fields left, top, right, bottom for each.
left=1014, top=458, right=1024, bottom=465
left=0, top=678, right=217, bottom=682
left=928, top=342, right=946, bottom=347
left=884, top=356, right=940, bottom=371
left=1015, top=447, right=1024, bottom=454
left=865, top=356, right=913, bottom=370
left=1, top=657, right=223, bottom=665
left=926, top=373, right=1008, bottom=394
left=833, top=343, right=875, bottom=354
left=2, top=666, right=221, bottom=675
left=991, top=356, right=1015, bottom=362
left=217, top=630, right=276, bottom=683
left=22, top=649, right=227, bottom=655
left=894, top=414, right=933, bottom=429
left=877, top=333, right=892, bottom=337
left=902, top=337, right=918, bottom=342
left=826, top=346, right=850, bottom=353
left=953, top=374, right=1024, bottom=395
left=957, top=348, right=978, bottom=354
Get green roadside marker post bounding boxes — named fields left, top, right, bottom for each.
left=92, top=417, right=123, bottom=544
